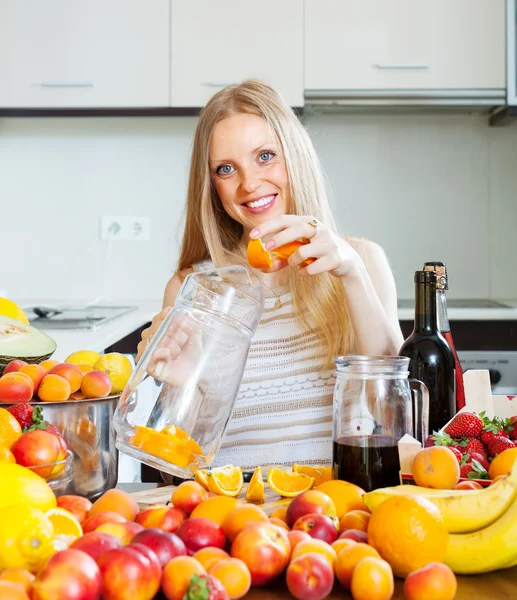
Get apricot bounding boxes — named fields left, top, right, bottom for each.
left=48, top=363, right=83, bottom=394
left=269, top=517, right=290, bottom=531
left=223, top=504, right=269, bottom=543
left=290, top=538, right=337, bottom=569
left=209, top=557, right=252, bottom=600
left=190, top=495, right=240, bottom=526
left=0, top=581, right=30, bottom=599
left=412, top=447, right=460, bottom=489
left=18, top=364, right=46, bottom=393
left=287, top=530, right=312, bottom=552
left=339, top=509, right=371, bottom=533
left=331, top=538, right=357, bottom=555
left=11, top=430, right=61, bottom=478
left=404, top=562, right=457, bottom=600
left=350, top=556, right=394, bottom=600
left=171, top=480, right=209, bottom=515
left=37, top=374, right=71, bottom=402
left=162, top=555, right=206, bottom=600
left=269, top=506, right=288, bottom=523
left=193, top=547, right=230, bottom=571
left=38, top=359, right=60, bottom=373
left=95, top=521, right=144, bottom=546
left=334, top=542, right=380, bottom=589
left=454, top=480, right=483, bottom=490
left=0, top=372, right=34, bottom=402
left=82, top=511, right=127, bottom=534
left=81, top=371, right=112, bottom=399
left=134, top=505, right=187, bottom=533
left=3, top=359, right=28, bottom=374
left=0, top=568, right=35, bottom=593
left=286, top=552, right=334, bottom=600
left=89, top=488, right=139, bottom=521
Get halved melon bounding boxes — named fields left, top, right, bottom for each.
left=0, top=316, right=57, bottom=375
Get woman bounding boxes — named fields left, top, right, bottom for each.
left=137, top=80, right=403, bottom=471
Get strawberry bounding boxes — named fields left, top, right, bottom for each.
left=467, top=452, right=490, bottom=472
left=425, top=432, right=454, bottom=447
left=487, top=436, right=515, bottom=457
left=480, top=418, right=509, bottom=446
left=505, top=416, right=517, bottom=441
left=444, top=412, right=483, bottom=439
left=462, top=438, right=487, bottom=459
left=450, top=447, right=463, bottom=462
left=6, top=403, right=35, bottom=430
left=459, top=455, right=489, bottom=480
left=183, top=574, right=229, bottom=600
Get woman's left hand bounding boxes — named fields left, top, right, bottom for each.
left=250, top=215, right=362, bottom=278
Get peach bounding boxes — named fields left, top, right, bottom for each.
left=350, top=556, right=394, bottom=600
left=3, top=359, right=28, bottom=374
left=78, top=364, right=94, bottom=375
left=37, top=374, right=71, bottom=402
left=134, top=505, right=187, bottom=533
left=56, top=495, right=93, bottom=525
left=31, top=549, right=102, bottom=600
left=404, top=562, right=457, bottom=600
left=339, top=529, right=368, bottom=544
left=176, top=517, right=226, bottom=555
left=334, top=542, right=380, bottom=589
left=286, top=552, right=334, bottom=600
left=223, top=503, right=269, bottom=543
left=95, top=521, right=144, bottom=546
left=0, top=372, right=34, bottom=403
left=0, top=581, right=30, bottom=599
left=70, top=531, right=123, bottom=562
left=38, top=359, right=60, bottom=373
left=339, top=509, right=371, bottom=533
left=269, top=517, right=290, bottom=531
left=97, top=546, right=160, bottom=600
left=81, top=371, right=112, bottom=399
left=0, top=568, right=35, bottom=593
left=18, top=364, right=46, bottom=393
left=162, top=556, right=206, bottom=600
left=269, top=506, right=288, bottom=524
left=11, top=430, right=61, bottom=478
left=171, top=480, right=209, bottom=515
left=209, top=557, right=252, bottom=600
left=331, top=538, right=357, bottom=555
left=292, top=513, right=338, bottom=544
left=288, top=530, right=312, bottom=552
left=193, top=547, right=230, bottom=571
left=231, top=522, right=290, bottom=586
left=290, top=538, right=337, bottom=570
left=131, top=528, right=187, bottom=567
left=89, top=489, right=139, bottom=521
left=126, top=543, right=162, bottom=584
left=286, top=490, right=337, bottom=528
left=48, top=363, right=83, bottom=394
left=82, top=511, right=127, bottom=534
left=454, top=481, right=483, bottom=490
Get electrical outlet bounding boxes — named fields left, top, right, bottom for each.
left=100, top=216, right=151, bottom=241
left=127, top=216, right=151, bottom=241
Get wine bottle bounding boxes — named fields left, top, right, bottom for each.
left=399, top=271, right=456, bottom=433
left=423, top=261, right=466, bottom=411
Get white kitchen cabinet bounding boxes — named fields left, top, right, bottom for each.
left=0, top=0, right=169, bottom=108
left=169, top=0, right=304, bottom=107
left=305, top=0, right=506, bottom=97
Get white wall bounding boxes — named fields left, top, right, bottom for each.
left=1, top=112, right=516, bottom=302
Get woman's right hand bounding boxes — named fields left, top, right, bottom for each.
left=136, top=307, right=173, bottom=364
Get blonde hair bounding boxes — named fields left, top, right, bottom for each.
left=177, top=80, right=355, bottom=365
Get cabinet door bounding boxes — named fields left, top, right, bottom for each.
left=170, top=0, right=303, bottom=107
left=0, top=0, right=169, bottom=108
left=305, top=0, right=505, bottom=91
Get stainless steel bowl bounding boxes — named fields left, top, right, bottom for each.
left=5, top=395, right=120, bottom=500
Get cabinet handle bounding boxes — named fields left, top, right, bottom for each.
left=202, top=82, right=238, bottom=88
left=373, top=64, right=429, bottom=70
left=37, top=82, right=94, bottom=88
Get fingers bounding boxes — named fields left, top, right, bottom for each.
left=260, top=257, right=288, bottom=273
left=136, top=306, right=172, bottom=363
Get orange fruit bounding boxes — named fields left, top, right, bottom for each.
left=206, top=465, right=244, bottom=497
left=315, top=480, right=366, bottom=519
left=350, top=556, right=394, bottom=600
left=44, top=508, right=82, bottom=540
left=209, top=557, right=251, bottom=600
left=245, top=465, right=265, bottom=502
left=367, top=494, right=448, bottom=578
left=334, top=542, right=380, bottom=589
left=246, top=238, right=316, bottom=270
left=193, top=547, right=230, bottom=571
left=488, top=447, right=517, bottom=480
left=292, top=464, right=333, bottom=487
left=131, top=425, right=203, bottom=469
left=194, top=469, right=210, bottom=490
left=412, top=446, right=460, bottom=489
left=267, top=467, right=315, bottom=497
left=339, top=509, right=371, bottom=533
left=223, top=504, right=268, bottom=542
left=0, top=408, right=22, bottom=450
left=190, top=496, right=240, bottom=526
left=0, top=446, right=15, bottom=463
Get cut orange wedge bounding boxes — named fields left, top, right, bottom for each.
left=206, top=465, right=244, bottom=497
left=245, top=465, right=265, bottom=503
left=292, top=464, right=333, bottom=487
left=267, top=467, right=315, bottom=497
left=131, top=425, right=203, bottom=469
left=247, top=238, right=315, bottom=270
left=194, top=469, right=210, bottom=491
left=45, top=507, right=83, bottom=540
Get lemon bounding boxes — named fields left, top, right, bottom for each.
left=64, top=349, right=102, bottom=367
left=0, top=462, right=56, bottom=512
left=0, top=298, right=29, bottom=325
left=94, top=352, right=133, bottom=394
left=0, top=504, right=55, bottom=572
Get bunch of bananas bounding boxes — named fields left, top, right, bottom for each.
left=363, top=461, right=517, bottom=574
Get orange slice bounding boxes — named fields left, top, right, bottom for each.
left=267, top=467, right=315, bottom=497
left=45, top=507, right=83, bottom=540
left=194, top=469, right=210, bottom=491
left=247, top=238, right=315, bottom=270
left=292, top=464, right=333, bottom=487
left=245, top=466, right=265, bottom=502
left=206, top=465, right=244, bottom=497
left=130, top=425, right=203, bottom=468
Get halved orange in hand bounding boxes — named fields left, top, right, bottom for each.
left=247, top=238, right=315, bottom=270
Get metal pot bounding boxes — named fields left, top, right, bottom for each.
left=7, top=395, right=120, bottom=500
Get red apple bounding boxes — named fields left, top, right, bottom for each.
left=97, top=546, right=160, bottom=600
left=176, top=517, right=226, bottom=555
left=292, top=513, right=338, bottom=544
left=286, top=490, right=337, bottom=528
left=3, top=359, right=28, bottom=374
left=131, top=528, right=187, bottom=567
left=70, top=532, right=123, bottom=562
left=231, top=522, right=290, bottom=587
left=134, top=505, right=186, bottom=533
left=339, top=529, right=368, bottom=544
left=11, top=430, right=61, bottom=478
left=32, top=549, right=102, bottom=600
left=286, top=552, right=335, bottom=600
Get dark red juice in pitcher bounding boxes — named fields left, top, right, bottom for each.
left=333, top=435, right=400, bottom=492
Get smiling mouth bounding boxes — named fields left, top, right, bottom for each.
left=245, top=194, right=276, bottom=209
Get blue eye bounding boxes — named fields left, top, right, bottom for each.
left=217, top=164, right=234, bottom=175
left=259, top=151, right=275, bottom=162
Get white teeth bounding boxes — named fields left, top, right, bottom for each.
left=247, top=195, right=275, bottom=209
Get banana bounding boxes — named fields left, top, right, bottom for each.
left=444, top=489, right=517, bottom=574
left=363, top=465, right=517, bottom=534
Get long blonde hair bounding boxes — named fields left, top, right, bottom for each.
left=178, top=80, right=355, bottom=365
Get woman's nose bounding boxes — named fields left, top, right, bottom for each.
left=240, top=169, right=261, bottom=193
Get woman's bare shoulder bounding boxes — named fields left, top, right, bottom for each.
left=346, top=236, right=387, bottom=266
left=162, top=267, right=194, bottom=308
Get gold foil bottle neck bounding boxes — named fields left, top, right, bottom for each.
left=423, top=262, right=448, bottom=291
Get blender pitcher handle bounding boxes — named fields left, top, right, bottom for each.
left=409, top=379, right=429, bottom=445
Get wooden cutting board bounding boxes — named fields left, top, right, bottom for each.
left=130, top=485, right=291, bottom=515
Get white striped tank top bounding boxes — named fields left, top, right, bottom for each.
left=193, top=261, right=335, bottom=471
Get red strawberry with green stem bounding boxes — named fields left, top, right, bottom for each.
left=183, top=574, right=229, bottom=600
left=487, top=436, right=515, bottom=457
left=7, top=404, right=44, bottom=431
left=504, top=416, right=517, bottom=441
left=481, top=418, right=509, bottom=446
left=444, top=412, right=483, bottom=439
left=462, top=438, right=487, bottom=459
left=459, top=455, right=489, bottom=480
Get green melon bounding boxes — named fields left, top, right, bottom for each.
left=0, top=316, right=57, bottom=375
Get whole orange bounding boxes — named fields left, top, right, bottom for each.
left=367, top=494, right=448, bottom=578
left=412, top=446, right=460, bottom=489
left=488, top=448, right=517, bottom=480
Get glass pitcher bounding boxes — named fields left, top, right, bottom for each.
left=114, top=266, right=264, bottom=479
left=333, top=356, right=428, bottom=491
